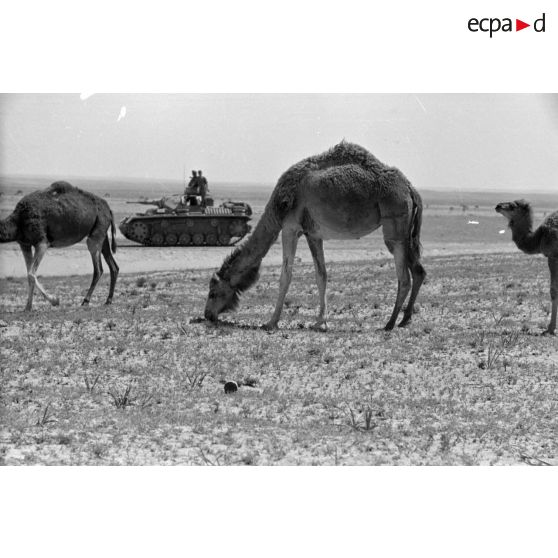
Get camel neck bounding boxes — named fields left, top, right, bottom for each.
left=510, top=216, right=540, bottom=255
left=226, top=212, right=281, bottom=279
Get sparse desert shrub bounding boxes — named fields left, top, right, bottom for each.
left=35, top=403, right=57, bottom=427
left=84, top=372, right=102, bottom=394
left=500, top=330, right=520, bottom=348
left=183, top=368, right=207, bottom=390
left=346, top=405, right=376, bottom=432
left=136, top=390, right=156, bottom=409
left=136, top=276, right=147, bottom=288
left=108, top=382, right=135, bottom=408
left=475, top=329, right=520, bottom=371
left=198, top=448, right=223, bottom=465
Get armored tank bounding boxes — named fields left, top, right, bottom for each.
left=119, top=194, right=252, bottom=246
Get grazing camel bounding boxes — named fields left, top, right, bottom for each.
left=496, top=199, right=558, bottom=335
left=205, top=141, right=426, bottom=331
left=0, top=181, right=119, bottom=310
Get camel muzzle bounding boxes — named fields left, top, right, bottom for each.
left=204, top=308, right=218, bottom=322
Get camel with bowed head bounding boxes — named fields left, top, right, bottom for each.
left=205, top=141, right=426, bottom=331
left=0, top=181, right=119, bottom=310
left=496, top=199, right=558, bottom=335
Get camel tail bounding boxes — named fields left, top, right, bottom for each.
left=407, top=185, right=423, bottom=265
left=110, top=210, right=117, bottom=253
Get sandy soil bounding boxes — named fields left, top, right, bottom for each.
left=1, top=252, right=556, bottom=465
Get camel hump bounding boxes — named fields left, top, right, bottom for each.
left=321, top=141, right=385, bottom=173
left=48, top=181, right=77, bottom=195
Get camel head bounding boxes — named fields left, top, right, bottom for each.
left=204, top=272, right=240, bottom=322
left=204, top=259, right=261, bottom=322
left=495, top=199, right=532, bottom=223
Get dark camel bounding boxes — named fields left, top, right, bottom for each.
left=496, top=199, right=558, bottom=335
left=205, top=141, right=426, bottom=331
left=0, top=181, right=119, bottom=310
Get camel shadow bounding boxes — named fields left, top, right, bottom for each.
left=189, top=316, right=401, bottom=335
left=189, top=316, right=261, bottom=331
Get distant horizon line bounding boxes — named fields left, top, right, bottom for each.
left=0, top=172, right=556, bottom=195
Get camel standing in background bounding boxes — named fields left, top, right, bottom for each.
left=496, top=200, right=558, bottom=335
left=0, top=181, right=119, bottom=311
left=205, top=141, right=426, bottom=331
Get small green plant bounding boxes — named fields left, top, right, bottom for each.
left=478, top=329, right=520, bottom=371
left=490, top=308, right=511, bottom=325
left=198, top=448, right=222, bottom=465
left=183, top=368, right=207, bottom=389
left=108, top=382, right=135, bottom=408
left=136, top=390, right=156, bottom=409
left=485, top=340, right=504, bottom=370
left=500, top=330, right=520, bottom=348
left=346, top=405, right=376, bottom=432
left=84, top=372, right=102, bottom=394
left=35, top=403, right=57, bottom=427
left=136, top=276, right=147, bottom=288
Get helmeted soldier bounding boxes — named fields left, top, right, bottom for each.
left=197, top=170, right=209, bottom=207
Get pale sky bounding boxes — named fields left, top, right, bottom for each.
left=1, top=94, right=557, bottom=191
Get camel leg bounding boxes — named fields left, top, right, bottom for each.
left=306, top=234, right=328, bottom=331
left=383, top=240, right=411, bottom=331
left=382, top=215, right=412, bottom=330
left=82, top=237, right=104, bottom=305
left=26, top=242, right=60, bottom=308
left=544, top=256, right=557, bottom=335
left=399, top=260, right=426, bottom=327
left=263, top=228, right=299, bottom=330
left=101, top=236, right=119, bottom=305
left=20, top=244, right=35, bottom=311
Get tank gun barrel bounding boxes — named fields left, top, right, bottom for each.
left=127, top=199, right=166, bottom=207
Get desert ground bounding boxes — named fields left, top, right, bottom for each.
left=1, top=177, right=557, bottom=465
